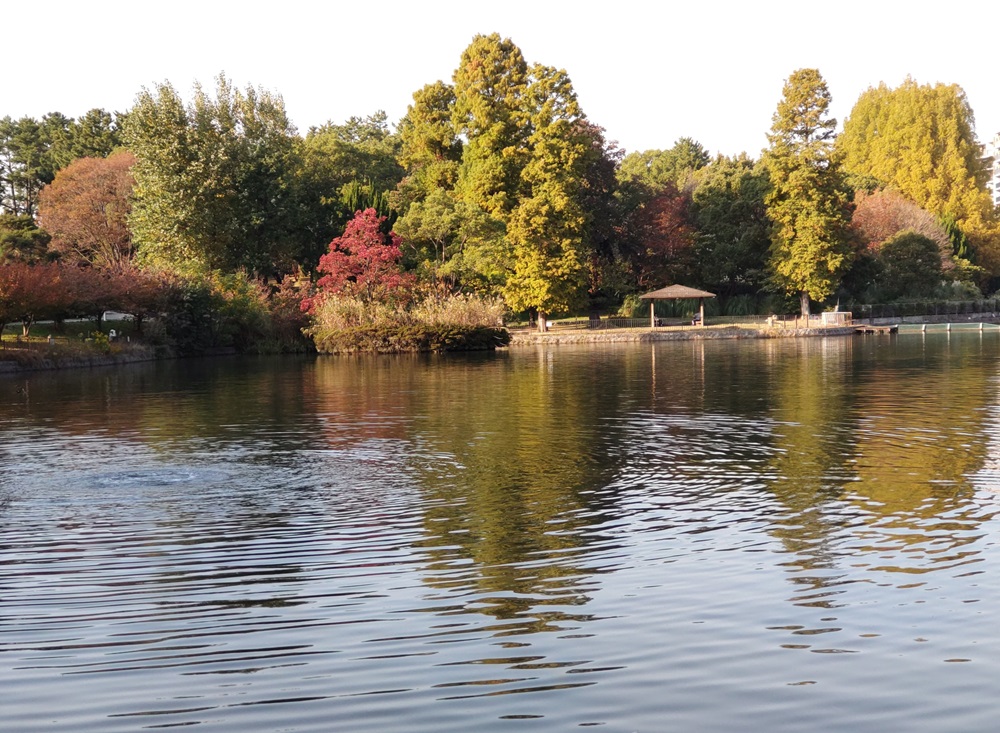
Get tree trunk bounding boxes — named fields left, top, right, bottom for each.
left=538, top=311, right=548, bottom=333
left=799, top=291, right=811, bottom=318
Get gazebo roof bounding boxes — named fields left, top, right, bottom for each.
left=638, top=285, right=716, bottom=300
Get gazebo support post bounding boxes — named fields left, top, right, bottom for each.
left=699, top=298, right=705, bottom=327
left=650, top=301, right=656, bottom=329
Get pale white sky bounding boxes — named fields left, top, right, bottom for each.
left=8, top=0, right=999, bottom=157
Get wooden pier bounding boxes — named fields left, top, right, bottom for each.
left=855, top=324, right=898, bottom=335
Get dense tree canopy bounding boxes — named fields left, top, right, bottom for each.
left=8, top=36, right=1000, bottom=341
left=0, top=213, right=51, bottom=263
left=396, top=35, right=620, bottom=325
left=397, top=82, right=462, bottom=199
left=0, top=110, right=120, bottom=218
left=877, top=231, right=943, bottom=301
left=838, top=79, right=993, bottom=230
left=618, top=138, right=710, bottom=193
left=851, top=188, right=953, bottom=266
left=0, top=116, right=48, bottom=217
left=690, top=155, right=772, bottom=299
left=452, top=33, right=529, bottom=221
left=125, top=77, right=303, bottom=276
left=503, top=64, right=594, bottom=327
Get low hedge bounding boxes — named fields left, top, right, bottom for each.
left=312, top=324, right=510, bottom=354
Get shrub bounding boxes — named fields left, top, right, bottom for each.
left=159, top=277, right=223, bottom=353
left=89, top=331, right=111, bottom=355
left=214, top=271, right=272, bottom=352
left=878, top=230, right=942, bottom=301
left=312, top=324, right=510, bottom=354
left=617, top=293, right=642, bottom=317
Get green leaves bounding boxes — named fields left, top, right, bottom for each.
left=691, top=155, right=771, bottom=298
left=763, top=69, right=853, bottom=315
left=393, top=36, right=606, bottom=322
left=618, top=138, right=711, bottom=194
left=502, top=65, right=593, bottom=321
left=453, top=33, right=529, bottom=220
left=124, top=76, right=301, bottom=276
left=767, top=68, right=836, bottom=150
left=877, top=230, right=943, bottom=300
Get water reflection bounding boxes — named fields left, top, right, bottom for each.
left=4, top=339, right=1000, bottom=731
left=312, top=350, right=626, bottom=635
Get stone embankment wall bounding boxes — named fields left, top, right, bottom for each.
left=0, top=347, right=159, bottom=374
left=509, top=325, right=855, bottom=346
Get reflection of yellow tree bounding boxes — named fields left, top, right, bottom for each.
left=847, top=337, right=992, bottom=572
left=394, top=347, right=628, bottom=628
left=768, top=339, right=854, bottom=514
left=765, top=339, right=856, bottom=605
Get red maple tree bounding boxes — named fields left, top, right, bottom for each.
left=304, top=208, right=414, bottom=311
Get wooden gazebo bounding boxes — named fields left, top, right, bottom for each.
left=639, top=285, right=716, bottom=328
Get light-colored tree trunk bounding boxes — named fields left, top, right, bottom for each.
left=800, top=291, right=810, bottom=318
left=538, top=311, right=547, bottom=333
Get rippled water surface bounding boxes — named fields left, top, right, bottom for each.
left=4, top=336, right=1000, bottom=731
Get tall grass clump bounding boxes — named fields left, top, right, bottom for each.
left=408, top=293, right=506, bottom=327
left=306, top=292, right=509, bottom=354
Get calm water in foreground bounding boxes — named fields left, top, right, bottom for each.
left=3, top=335, right=1000, bottom=732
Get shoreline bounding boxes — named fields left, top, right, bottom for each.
left=0, top=347, right=163, bottom=375
left=10, top=316, right=993, bottom=372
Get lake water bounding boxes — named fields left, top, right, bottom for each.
left=3, top=335, right=1000, bottom=732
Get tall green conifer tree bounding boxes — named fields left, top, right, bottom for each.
left=504, top=65, right=593, bottom=329
left=452, top=33, right=529, bottom=221
left=763, top=69, right=853, bottom=316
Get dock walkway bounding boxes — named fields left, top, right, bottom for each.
left=855, top=324, right=898, bottom=335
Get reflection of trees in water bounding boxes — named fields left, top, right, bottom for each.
left=764, top=338, right=857, bottom=607
left=0, top=357, right=324, bottom=455
left=971, top=357, right=1000, bottom=492
left=766, top=341, right=853, bottom=520
left=392, top=348, right=632, bottom=628
left=761, top=336, right=998, bottom=609
left=845, top=337, right=996, bottom=574
left=0, top=358, right=334, bottom=546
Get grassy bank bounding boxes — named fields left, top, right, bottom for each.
left=0, top=337, right=157, bottom=372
